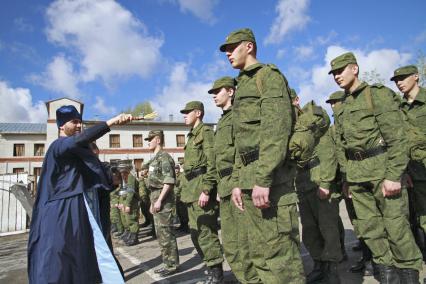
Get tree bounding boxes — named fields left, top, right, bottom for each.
left=360, top=68, right=386, bottom=85
left=124, top=101, right=154, bottom=117
left=416, top=51, right=426, bottom=87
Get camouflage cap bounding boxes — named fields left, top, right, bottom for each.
left=219, top=28, right=256, bottom=52
left=290, top=88, right=298, bottom=100
left=328, top=52, right=358, bottom=74
left=390, top=65, right=418, bottom=81
left=326, top=91, right=345, bottom=104
left=144, top=129, right=164, bottom=141
left=180, top=101, right=204, bottom=114
left=208, top=76, right=236, bottom=94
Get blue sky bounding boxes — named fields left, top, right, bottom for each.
left=0, top=0, right=425, bottom=123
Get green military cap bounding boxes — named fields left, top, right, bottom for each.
left=144, top=129, right=164, bottom=141
left=219, top=28, right=256, bottom=52
left=328, top=52, right=358, bottom=74
left=326, top=91, right=345, bottom=104
left=180, top=101, right=204, bottom=114
left=390, top=65, right=418, bottom=81
left=208, top=76, right=236, bottom=94
left=290, top=88, right=298, bottom=100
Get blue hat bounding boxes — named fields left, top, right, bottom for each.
left=56, top=105, right=82, bottom=127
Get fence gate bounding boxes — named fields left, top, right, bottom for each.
left=0, top=173, right=29, bottom=236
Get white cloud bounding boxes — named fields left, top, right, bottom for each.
left=297, top=46, right=412, bottom=114
left=93, top=96, right=117, bottom=116
left=415, top=30, right=426, bottom=44
left=264, top=0, right=310, bottom=45
left=0, top=81, right=47, bottom=123
left=151, top=62, right=221, bottom=123
left=14, top=17, right=34, bottom=32
left=174, top=0, right=218, bottom=24
left=29, top=55, right=80, bottom=99
left=45, top=0, right=164, bottom=84
left=293, top=45, right=314, bottom=61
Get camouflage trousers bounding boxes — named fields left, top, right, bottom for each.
left=187, top=199, right=223, bottom=267
left=150, top=189, right=179, bottom=270
left=411, top=180, right=426, bottom=234
left=298, top=189, right=343, bottom=262
left=220, top=196, right=261, bottom=283
left=120, top=204, right=140, bottom=234
left=110, top=206, right=124, bottom=233
left=241, top=187, right=305, bottom=284
left=350, top=179, right=423, bottom=270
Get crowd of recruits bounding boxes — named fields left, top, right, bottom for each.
left=110, top=27, right=426, bottom=284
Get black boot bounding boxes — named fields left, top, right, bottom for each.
left=307, top=260, right=326, bottom=284
left=364, top=260, right=375, bottom=277
left=110, top=223, right=118, bottom=234
left=204, top=264, right=223, bottom=284
left=125, top=232, right=139, bottom=246
left=323, top=262, right=341, bottom=284
left=350, top=256, right=366, bottom=273
left=120, top=230, right=130, bottom=241
left=377, top=264, right=400, bottom=284
left=113, top=229, right=124, bottom=239
left=399, top=268, right=419, bottom=284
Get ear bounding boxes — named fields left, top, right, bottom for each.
left=246, top=41, right=254, bottom=53
left=195, top=110, right=202, bottom=118
left=228, top=88, right=235, bottom=98
left=351, top=64, right=359, bottom=75
left=414, top=73, right=420, bottom=82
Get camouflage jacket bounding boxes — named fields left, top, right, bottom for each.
left=182, top=122, right=216, bottom=203
left=145, top=150, right=176, bottom=189
left=231, top=63, right=296, bottom=205
left=400, top=87, right=426, bottom=181
left=335, top=82, right=409, bottom=182
left=119, top=173, right=139, bottom=207
left=138, top=177, right=149, bottom=202
left=214, top=108, right=235, bottom=198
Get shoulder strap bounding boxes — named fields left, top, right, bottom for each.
left=255, top=65, right=268, bottom=96
left=364, top=85, right=375, bottom=113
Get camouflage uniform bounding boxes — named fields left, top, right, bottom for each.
left=290, top=102, right=343, bottom=282
left=230, top=62, right=304, bottom=284
left=181, top=120, right=223, bottom=268
left=119, top=173, right=140, bottom=241
left=331, top=53, right=422, bottom=272
left=139, top=175, right=154, bottom=229
left=175, top=171, right=189, bottom=230
left=110, top=186, right=124, bottom=234
left=145, top=150, right=179, bottom=271
left=214, top=106, right=261, bottom=283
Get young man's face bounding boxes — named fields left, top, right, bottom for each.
left=225, top=41, right=249, bottom=70
left=332, top=64, right=358, bottom=91
left=61, top=119, right=82, bottom=136
left=148, top=136, right=160, bottom=151
left=183, top=109, right=201, bottom=126
left=212, top=87, right=233, bottom=108
left=394, top=74, right=419, bottom=94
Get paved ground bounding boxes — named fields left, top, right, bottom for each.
left=1, top=203, right=426, bottom=284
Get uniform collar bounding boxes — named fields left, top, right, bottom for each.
left=222, top=107, right=232, bottom=117
left=238, top=63, right=263, bottom=77
left=402, top=87, right=426, bottom=105
left=347, top=81, right=368, bottom=97
left=188, top=121, right=204, bottom=137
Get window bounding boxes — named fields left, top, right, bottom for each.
left=33, top=167, right=42, bottom=176
left=13, top=144, right=25, bottom=156
left=13, top=168, right=25, bottom=174
left=176, top=134, right=185, bottom=147
left=133, top=134, right=143, bottom=148
left=134, top=159, right=144, bottom=172
left=34, top=144, right=45, bottom=156
left=109, top=134, right=120, bottom=148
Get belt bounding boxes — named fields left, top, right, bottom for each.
left=346, top=146, right=387, bottom=161
left=240, top=148, right=259, bottom=166
left=185, top=166, right=207, bottom=181
left=304, top=157, right=320, bottom=170
left=218, top=167, right=233, bottom=179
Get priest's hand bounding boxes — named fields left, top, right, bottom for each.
left=107, top=113, right=133, bottom=126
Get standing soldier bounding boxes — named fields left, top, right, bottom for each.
left=139, top=168, right=156, bottom=237
left=329, top=52, right=422, bottom=283
left=117, top=160, right=140, bottom=246
left=175, top=164, right=189, bottom=233
left=209, top=76, right=261, bottom=283
left=220, top=28, right=305, bottom=283
left=326, top=91, right=375, bottom=277
left=180, top=101, right=224, bottom=283
left=143, top=130, right=180, bottom=277
left=391, top=65, right=426, bottom=258
left=111, top=168, right=125, bottom=238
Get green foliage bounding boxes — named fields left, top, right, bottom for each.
left=123, top=102, right=154, bottom=116
left=416, top=51, right=426, bottom=87
left=360, top=69, right=386, bottom=85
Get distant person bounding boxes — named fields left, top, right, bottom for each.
left=28, top=105, right=133, bottom=284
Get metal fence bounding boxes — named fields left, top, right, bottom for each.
left=0, top=173, right=29, bottom=235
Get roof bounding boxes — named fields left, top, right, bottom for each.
left=0, top=123, right=46, bottom=134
